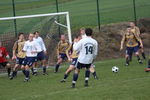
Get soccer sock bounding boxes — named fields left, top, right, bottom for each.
left=72, top=73, right=78, bottom=83
left=142, top=52, right=146, bottom=59
left=92, top=71, right=97, bottom=78
left=7, top=68, right=11, bottom=76
left=55, top=64, right=60, bottom=72
left=129, top=54, right=132, bottom=61
left=64, top=74, right=69, bottom=80
left=22, top=70, right=26, bottom=76
left=43, top=66, right=46, bottom=73
left=12, top=71, right=17, bottom=77
left=25, top=70, right=30, bottom=78
left=137, top=55, right=141, bottom=61
left=126, top=57, right=129, bottom=64
left=31, top=68, right=34, bottom=74
left=85, top=70, right=90, bottom=83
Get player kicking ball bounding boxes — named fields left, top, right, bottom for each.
left=33, top=31, right=47, bottom=75
left=21, top=33, right=42, bottom=82
left=10, top=33, right=26, bottom=80
left=60, top=35, right=81, bottom=82
left=0, top=41, right=11, bottom=77
left=71, top=28, right=98, bottom=88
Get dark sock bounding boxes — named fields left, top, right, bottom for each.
left=85, top=70, right=90, bottom=78
left=73, top=73, right=78, bottom=82
left=64, top=74, right=69, bottom=80
left=7, top=68, right=11, bottom=76
left=22, top=70, right=26, bottom=76
left=129, top=54, right=132, bottom=61
left=43, top=66, right=46, bottom=73
left=92, top=71, right=97, bottom=77
left=12, top=71, right=17, bottom=77
left=31, top=68, right=34, bottom=74
left=55, top=64, right=60, bottom=72
left=148, top=59, right=150, bottom=68
left=126, top=57, right=129, bottom=64
left=25, top=70, right=30, bottom=78
left=142, top=52, right=146, bottom=59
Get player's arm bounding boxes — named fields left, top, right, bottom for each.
left=41, top=38, right=47, bottom=53
left=22, top=42, right=27, bottom=52
left=120, top=33, right=126, bottom=51
left=66, top=44, right=72, bottom=61
left=93, top=41, right=98, bottom=59
left=56, top=42, right=60, bottom=58
left=32, top=42, right=42, bottom=53
left=134, top=33, right=143, bottom=48
left=73, top=40, right=82, bottom=52
left=12, top=42, right=17, bottom=59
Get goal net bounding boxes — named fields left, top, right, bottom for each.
left=0, top=12, right=72, bottom=73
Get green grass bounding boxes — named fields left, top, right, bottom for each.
left=0, top=58, right=150, bottom=100
left=0, top=0, right=150, bottom=34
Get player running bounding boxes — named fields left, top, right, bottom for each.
left=21, top=33, right=42, bottom=82
left=120, top=27, right=143, bottom=66
left=0, top=41, right=11, bottom=77
left=54, top=34, right=70, bottom=73
left=130, top=22, right=146, bottom=60
left=60, top=35, right=81, bottom=82
left=10, top=32, right=26, bottom=79
left=80, top=27, right=99, bottom=79
left=71, top=28, right=98, bottom=88
left=33, top=31, right=47, bottom=75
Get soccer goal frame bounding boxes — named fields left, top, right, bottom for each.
left=0, top=12, right=72, bottom=43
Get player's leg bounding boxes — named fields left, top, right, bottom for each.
left=54, top=55, right=63, bottom=73
left=90, top=64, right=98, bottom=80
left=141, top=48, right=146, bottom=59
left=61, top=65, right=75, bottom=82
left=134, top=46, right=142, bottom=64
left=84, top=64, right=91, bottom=87
left=10, top=64, right=19, bottom=79
left=21, top=65, right=26, bottom=76
left=125, top=47, right=131, bottom=66
left=42, top=59, right=48, bottom=75
left=31, top=62, right=38, bottom=76
left=24, top=65, right=30, bottom=82
left=5, top=62, right=11, bottom=77
left=145, top=56, right=150, bottom=72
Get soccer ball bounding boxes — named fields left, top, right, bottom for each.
left=112, top=66, right=119, bottom=73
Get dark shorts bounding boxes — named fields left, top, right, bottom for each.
left=0, top=62, right=8, bottom=68
left=70, top=58, right=78, bottom=66
left=22, top=57, right=37, bottom=67
left=126, top=46, right=139, bottom=55
left=59, top=53, right=67, bottom=60
left=76, top=61, right=91, bottom=69
left=37, top=51, right=46, bottom=61
left=16, top=57, right=25, bottom=65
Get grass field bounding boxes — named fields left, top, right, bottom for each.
left=0, top=58, right=150, bottom=100
left=0, top=0, right=150, bottom=34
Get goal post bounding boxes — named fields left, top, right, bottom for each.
left=0, top=12, right=72, bottom=43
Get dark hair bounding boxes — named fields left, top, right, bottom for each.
left=18, top=32, right=24, bottom=37
left=85, top=28, right=93, bottom=36
left=74, top=34, right=81, bottom=39
left=33, top=31, right=39, bottom=34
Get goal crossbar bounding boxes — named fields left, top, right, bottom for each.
left=0, top=12, right=72, bottom=43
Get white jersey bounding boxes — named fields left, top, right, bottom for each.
left=82, top=34, right=87, bottom=38
left=23, top=40, right=42, bottom=57
left=73, top=36, right=98, bottom=64
left=33, top=37, right=46, bottom=52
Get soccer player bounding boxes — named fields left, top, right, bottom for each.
left=0, top=41, right=11, bottom=77
left=33, top=31, right=47, bottom=75
left=130, top=22, right=146, bottom=60
left=120, top=27, right=143, bottom=66
left=71, top=28, right=98, bottom=88
left=54, top=34, right=70, bottom=73
left=60, top=35, right=81, bottom=82
left=145, top=56, right=150, bottom=72
left=21, top=33, right=42, bottom=82
left=80, top=27, right=99, bottom=79
left=10, top=32, right=26, bottom=79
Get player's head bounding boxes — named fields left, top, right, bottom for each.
left=18, top=32, right=24, bottom=40
left=126, top=27, right=132, bottom=33
left=74, top=34, right=81, bottom=42
left=33, top=31, right=39, bottom=38
left=80, top=27, right=85, bottom=35
left=129, top=22, right=135, bottom=28
left=28, top=33, right=34, bottom=41
left=60, top=34, right=66, bottom=41
left=85, top=28, right=93, bottom=36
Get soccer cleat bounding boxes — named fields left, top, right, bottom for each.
left=94, top=76, right=99, bottom=80
left=84, top=82, right=89, bottom=87
left=138, top=60, right=143, bottom=64
left=125, top=63, right=129, bottom=66
left=60, top=79, right=66, bottom=83
left=145, top=68, right=150, bottom=72
left=9, top=76, right=13, bottom=80
left=71, top=83, right=75, bottom=88
left=32, top=72, right=38, bottom=76
left=24, top=78, right=30, bottom=82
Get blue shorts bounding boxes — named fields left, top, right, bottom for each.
left=22, top=57, right=37, bottom=67
left=76, top=62, right=91, bottom=69
left=59, top=53, right=67, bottom=60
left=126, top=46, right=139, bottom=55
left=37, top=51, right=46, bottom=61
left=71, top=58, right=78, bottom=66
left=16, top=57, right=25, bottom=65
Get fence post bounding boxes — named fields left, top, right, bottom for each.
left=133, top=0, right=137, bottom=25
left=96, top=0, right=101, bottom=32
left=55, top=0, right=61, bottom=37
left=12, top=0, right=17, bottom=37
